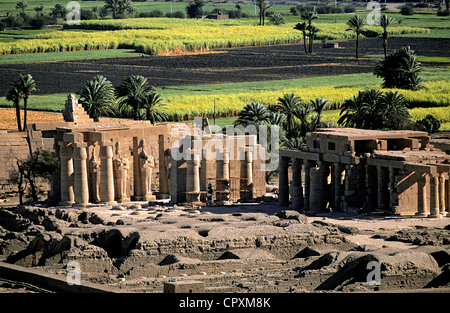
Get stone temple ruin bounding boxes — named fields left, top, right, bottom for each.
left=279, top=128, right=450, bottom=217
left=49, top=95, right=266, bottom=207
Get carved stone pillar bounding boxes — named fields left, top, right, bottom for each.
left=439, top=173, right=446, bottom=217
left=59, top=144, right=74, bottom=206
left=334, top=163, right=345, bottom=212
left=73, top=144, right=89, bottom=207
left=100, top=144, right=115, bottom=203
left=416, top=173, right=429, bottom=217
left=278, top=156, right=289, bottom=206
left=291, top=158, right=303, bottom=212
left=158, top=135, right=170, bottom=198
left=303, top=161, right=312, bottom=211
left=429, top=174, right=441, bottom=218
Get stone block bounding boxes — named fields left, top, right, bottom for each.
left=163, top=280, right=205, bottom=293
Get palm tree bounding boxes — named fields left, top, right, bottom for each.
left=293, top=102, right=313, bottom=138
left=310, top=97, right=330, bottom=126
left=307, top=25, right=320, bottom=53
left=34, top=5, right=44, bottom=17
left=116, top=75, right=155, bottom=120
left=374, top=46, right=422, bottom=90
left=140, top=92, right=169, bottom=125
left=13, top=74, right=36, bottom=131
left=337, top=89, right=411, bottom=130
left=274, top=93, right=303, bottom=136
left=6, top=87, right=23, bottom=132
left=378, top=14, right=396, bottom=58
left=346, top=15, right=366, bottom=60
left=255, top=0, right=272, bottom=26
left=234, top=102, right=270, bottom=127
left=104, top=0, right=120, bottom=18
left=16, top=1, right=28, bottom=15
left=78, top=75, right=115, bottom=122
left=379, top=91, right=411, bottom=130
left=301, top=9, right=318, bottom=53
left=294, top=22, right=308, bottom=54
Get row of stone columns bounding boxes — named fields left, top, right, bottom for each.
left=416, top=172, right=449, bottom=218
left=59, top=143, right=115, bottom=207
left=279, top=155, right=449, bottom=217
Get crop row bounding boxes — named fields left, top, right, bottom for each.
left=0, top=18, right=429, bottom=55
left=162, top=80, right=450, bottom=122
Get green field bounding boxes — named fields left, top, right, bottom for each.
left=0, top=1, right=448, bottom=131
left=1, top=67, right=448, bottom=111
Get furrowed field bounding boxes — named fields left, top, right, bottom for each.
left=0, top=18, right=430, bottom=55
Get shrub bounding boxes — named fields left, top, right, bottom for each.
left=80, top=9, right=97, bottom=20
left=344, top=7, right=356, bottom=13
left=437, top=10, right=450, bottom=16
left=400, top=5, right=414, bottom=15
left=165, top=11, right=185, bottom=18
left=414, top=114, right=441, bottom=133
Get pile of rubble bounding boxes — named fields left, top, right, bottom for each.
left=0, top=204, right=449, bottom=292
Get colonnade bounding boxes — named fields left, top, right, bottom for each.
left=279, top=155, right=450, bottom=217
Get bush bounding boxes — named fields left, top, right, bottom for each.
left=414, top=114, right=441, bottom=133
left=400, top=5, right=414, bottom=15
left=165, top=11, right=185, bottom=18
left=80, top=9, right=97, bottom=20
left=344, top=7, right=356, bottom=13
left=437, top=10, right=450, bottom=16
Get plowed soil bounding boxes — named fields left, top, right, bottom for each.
left=0, top=37, right=449, bottom=96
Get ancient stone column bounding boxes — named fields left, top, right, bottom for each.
left=100, top=144, right=115, bottom=203
left=192, top=155, right=201, bottom=193
left=59, top=144, right=74, bottom=206
left=303, top=161, right=312, bottom=211
left=429, top=174, right=441, bottom=218
left=278, top=156, right=289, bottom=206
left=309, top=166, right=321, bottom=212
left=416, top=173, right=428, bottom=217
left=377, top=166, right=388, bottom=210
left=389, top=167, right=398, bottom=209
left=222, top=151, right=230, bottom=180
left=334, top=163, right=345, bottom=212
left=439, top=173, right=446, bottom=217
left=73, top=144, right=89, bottom=207
left=246, top=150, right=253, bottom=186
left=291, top=158, right=303, bottom=212
left=158, top=135, right=170, bottom=198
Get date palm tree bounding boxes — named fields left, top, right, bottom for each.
left=16, top=1, right=28, bottom=15
left=6, top=87, right=23, bottom=132
left=294, top=22, right=308, bottom=54
left=293, top=101, right=313, bottom=138
left=301, top=9, right=318, bottom=53
left=234, top=102, right=270, bottom=127
left=78, top=75, right=115, bottom=122
left=378, top=14, right=396, bottom=58
left=13, top=74, right=36, bottom=131
left=255, top=0, right=272, bottom=26
left=116, top=75, right=155, bottom=120
left=310, top=97, right=330, bottom=126
left=346, top=15, right=366, bottom=60
left=104, top=0, right=134, bottom=18
left=140, top=92, right=169, bottom=125
left=274, top=93, right=303, bottom=137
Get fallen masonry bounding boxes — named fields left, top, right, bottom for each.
left=0, top=204, right=449, bottom=292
